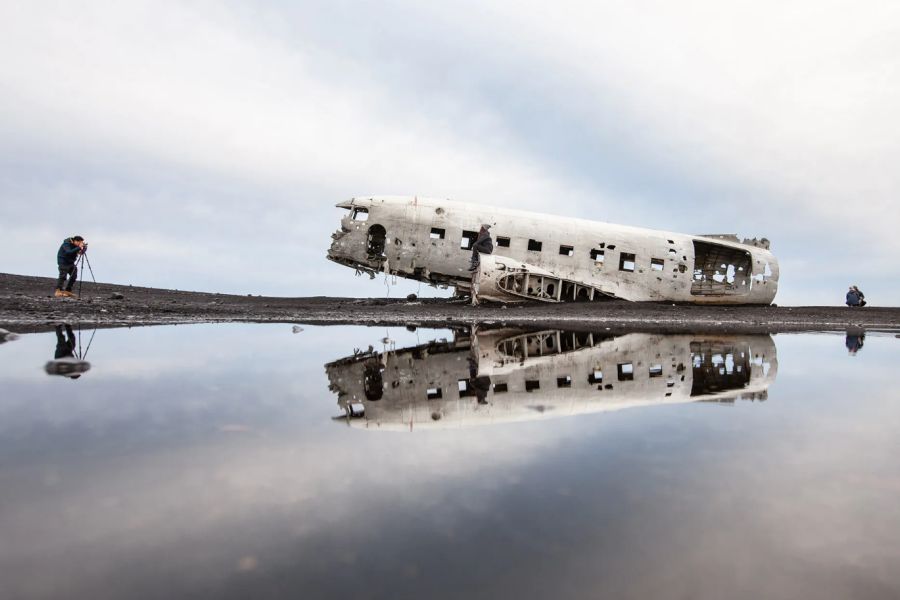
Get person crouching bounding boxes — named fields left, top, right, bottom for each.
left=845, top=285, right=866, bottom=307
left=55, top=236, right=87, bottom=297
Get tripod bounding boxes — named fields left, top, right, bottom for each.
left=76, top=251, right=97, bottom=298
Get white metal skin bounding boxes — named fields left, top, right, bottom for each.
left=326, top=329, right=778, bottom=431
left=327, top=196, right=779, bottom=304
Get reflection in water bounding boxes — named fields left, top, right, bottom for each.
left=44, top=324, right=92, bottom=379
left=326, top=329, right=777, bottom=430
left=845, top=330, right=866, bottom=355
left=2, top=325, right=899, bottom=599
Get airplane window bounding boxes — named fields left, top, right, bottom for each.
left=619, top=253, right=636, bottom=272
left=525, top=379, right=540, bottom=391
left=590, top=249, right=605, bottom=265
left=426, top=387, right=443, bottom=400
left=559, top=245, right=574, bottom=256
left=352, top=208, right=369, bottom=221
left=496, top=236, right=511, bottom=247
left=458, top=379, right=474, bottom=397
left=493, top=382, right=508, bottom=393
left=557, top=375, right=572, bottom=388
left=651, top=258, right=665, bottom=271
left=649, top=364, right=663, bottom=377
left=430, top=228, right=445, bottom=239
left=617, top=363, right=634, bottom=381
left=460, top=230, right=478, bottom=250
left=527, top=239, right=543, bottom=252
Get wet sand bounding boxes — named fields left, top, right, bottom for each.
left=2, top=272, right=898, bottom=334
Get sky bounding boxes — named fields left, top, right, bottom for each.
left=1, top=0, right=898, bottom=305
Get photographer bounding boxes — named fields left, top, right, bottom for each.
left=55, top=236, right=87, bottom=298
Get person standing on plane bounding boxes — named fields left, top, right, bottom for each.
left=55, top=235, right=87, bottom=297
left=469, top=224, right=493, bottom=272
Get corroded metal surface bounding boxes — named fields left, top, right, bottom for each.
left=326, top=328, right=777, bottom=431
left=327, top=196, right=779, bottom=304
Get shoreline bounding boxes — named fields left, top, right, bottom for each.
left=2, top=272, right=898, bottom=334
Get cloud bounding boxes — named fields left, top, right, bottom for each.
left=1, top=1, right=898, bottom=303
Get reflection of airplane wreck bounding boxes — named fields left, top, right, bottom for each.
left=328, top=197, right=778, bottom=304
left=325, top=329, right=778, bottom=431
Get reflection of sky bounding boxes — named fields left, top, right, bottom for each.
left=0, top=325, right=898, bottom=599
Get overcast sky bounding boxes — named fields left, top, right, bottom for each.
left=2, top=1, right=898, bottom=305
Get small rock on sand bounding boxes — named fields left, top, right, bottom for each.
left=0, top=328, right=20, bottom=343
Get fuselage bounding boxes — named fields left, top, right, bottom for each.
left=327, top=196, right=779, bottom=304
left=326, top=328, right=778, bottom=431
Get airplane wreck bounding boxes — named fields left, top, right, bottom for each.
left=326, top=328, right=777, bottom=431
left=328, top=196, right=778, bottom=304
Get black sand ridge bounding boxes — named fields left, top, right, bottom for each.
left=2, top=272, right=898, bottom=335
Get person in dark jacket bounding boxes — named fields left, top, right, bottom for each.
left=55, top=236, right=87, bottom=297
left=845, top=285, right=865, bottom=307
left=845, top=330, right=865, bottom=355
left=468, top=224, right=494, bottom=271
left=468, top=354, right=492, bottom=405
left=852, top=285, right=866, bottom=306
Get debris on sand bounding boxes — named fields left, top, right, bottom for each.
left=2, top=273, right=900, bottom=334
left=0, top=328, right=20, bottom=343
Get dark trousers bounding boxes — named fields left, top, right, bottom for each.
left=57, top=264, right=78, bottom=291
left=55, top=325, right=76, bottom=359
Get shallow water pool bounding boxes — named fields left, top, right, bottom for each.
left=1, top=324, right=898, bottom=599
